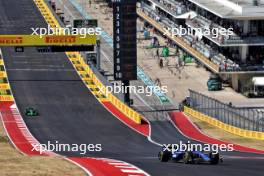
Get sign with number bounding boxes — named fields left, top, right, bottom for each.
left=113, top=0, right=137, bottom=80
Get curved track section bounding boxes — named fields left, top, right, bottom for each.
left=170, top=112, right=264, bottom=154
left=0, top=0, right=264, bottom=176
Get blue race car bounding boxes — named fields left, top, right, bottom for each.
left=158, top=146, right=223, bottom=164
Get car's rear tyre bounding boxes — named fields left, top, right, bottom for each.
left=158, top=151, right=171, bottom=162
left=183, top=152, right=193, bottom=164
left=209, top=153, right=220, bottom=165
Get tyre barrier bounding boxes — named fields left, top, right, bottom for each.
left=184, top=106, right=264, bottom=140
left=0, top=49, right=14, bottom=102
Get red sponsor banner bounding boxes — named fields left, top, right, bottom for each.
left=0, top=37, right=23, bottom=45
left=45, top=36, right=76, bottom=44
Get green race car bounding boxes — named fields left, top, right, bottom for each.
left=25, top=107, right=39, bottom=117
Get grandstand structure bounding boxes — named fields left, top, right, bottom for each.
left=138, top=0, right=264, bottom=93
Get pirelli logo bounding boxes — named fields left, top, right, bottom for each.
left=45, top=36, right=76, bottom=44
left=0, top=37, right=23, bottom=44
left=0, top=35, right=96, bottom=46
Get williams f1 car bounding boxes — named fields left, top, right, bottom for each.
left=158, top=146, right=223, bottom=164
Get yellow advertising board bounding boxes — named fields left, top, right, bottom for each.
left=0, top=71, right=7, bottom=78
left=0, top=35, right=96, bottom=46
left=0, top=95, right=14, bottom=101
left=0, top=83, right=10, bottom=89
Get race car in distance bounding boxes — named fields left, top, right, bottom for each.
left=25, top=107, right=39, bottom=117
left=158, top=147, right=222, bottom=165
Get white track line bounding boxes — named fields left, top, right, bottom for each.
left=98, top=158, right=151, bottom=176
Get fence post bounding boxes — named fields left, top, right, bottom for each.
left=243, top=108, right=246, bottom=129
left=227, top=104, right=230, bottom=125
left=262, top=112, right=264, bottom=132
left=238, top=108, right=241, bottom=128
left=220, top=102, right=223, bottom=122
left=253, top=110, right=256, bottom=131
left=224, top=103, right=227, bottom=123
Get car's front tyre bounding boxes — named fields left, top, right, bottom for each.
left=158, top=151, right=171, bottom=162
left=183, top=152, right=193, bottom=164
left=209, top=153, right=220, bottom=165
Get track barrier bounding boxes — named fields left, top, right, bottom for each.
left=184, top=106, right=264, bottom=140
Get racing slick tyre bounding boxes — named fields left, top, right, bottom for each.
left=158, top=151, right=171, bottom=162
left=209, top=152, right=220, bottom=165
left=183, top=152, right=193, bottom=164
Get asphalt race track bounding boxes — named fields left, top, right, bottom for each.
left=0, top=0, right=264, bottom=175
